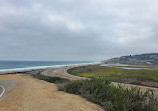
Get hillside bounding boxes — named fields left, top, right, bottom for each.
left=104, top=53, right=158, bottom=65
left=0, top=74, right=103, bottom=111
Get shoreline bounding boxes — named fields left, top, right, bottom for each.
left=0, top=62, right=102, bottom=75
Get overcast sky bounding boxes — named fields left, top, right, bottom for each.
left=0, top=0, right=158, bottom=61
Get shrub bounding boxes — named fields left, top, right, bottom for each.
left=34, top=74, right=70, bottom=83
left=62, top=78, right=158, bottom=111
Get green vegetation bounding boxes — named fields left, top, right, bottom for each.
left=34, top=74, right=158, bottom=111
left=34, top=74, right=70, bottom=83
left=67, top=65, right=158, bottom=82
left=61, top=78, right=158, bottom=111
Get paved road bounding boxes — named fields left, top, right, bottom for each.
left=0, top=85, right=5, bottom=98
left=0, top=80, right=17, bottom=101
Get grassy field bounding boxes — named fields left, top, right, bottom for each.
left=68, top=65, right=158, bottom=80
left=67, top=65, right=158, bottom=87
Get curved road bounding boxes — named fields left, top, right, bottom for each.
left=0, top=85, right=5, bottom=98
left=0, top=80, right=17, bottom=101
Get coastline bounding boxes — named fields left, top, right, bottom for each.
left=0, top=62, right=102, bottom=75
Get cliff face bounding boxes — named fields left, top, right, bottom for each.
left=105, top=53, right=158, bottom=65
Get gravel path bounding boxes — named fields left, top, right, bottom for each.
left=42, top=66, right=88, bottom=80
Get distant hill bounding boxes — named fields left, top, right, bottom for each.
left=104, top=53, right=158, bottom=65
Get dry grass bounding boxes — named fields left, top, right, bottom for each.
left=0, top=74, right=104, bottom=111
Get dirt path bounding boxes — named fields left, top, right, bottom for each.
left=112, top=82, right=158, bottom=96
left=43, top=66, right=158, bottom=97
left=0, top=74, right=104, bottom=111
left=42, top=66, right=88, bottom=80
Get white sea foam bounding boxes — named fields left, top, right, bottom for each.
left=0, top=62, right=101, bottom=74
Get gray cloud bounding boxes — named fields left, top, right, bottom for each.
left=0, top=0, right=158, bottom=61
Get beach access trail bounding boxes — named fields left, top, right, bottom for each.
left=42, top=66, right=88, bottom=80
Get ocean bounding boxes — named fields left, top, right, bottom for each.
left=0, top=61, right=95, bottom=72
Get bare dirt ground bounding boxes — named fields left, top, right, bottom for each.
left=117, top=77, right=158, bottom=88
left=42, top=66, right=88, bottom=80
left=0, top=74, right=104, bottom=111
left=112, top=82, right=158, bottom=96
